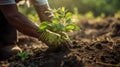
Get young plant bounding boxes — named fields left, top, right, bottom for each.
left=17, top=52, right=30, bottom=61
left=38, top=7, right=80, bottom=47
left=39, top=7, right=80, bottom=33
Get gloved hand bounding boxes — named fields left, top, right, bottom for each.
left=39, top=30, right=72, bottom=50
left=60, top=32, right=72, bottom=48
left=39, top=30, right=60, bottom=44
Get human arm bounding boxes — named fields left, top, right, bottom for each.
left=0, top=3, right=72, bottom=50
left=0, top=4, right=41, bottom=38
left=30, top=0, right=53, bottom=22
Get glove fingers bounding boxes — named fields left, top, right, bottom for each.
left=39, top=32, right=48, bottom=43
left=60, top=40, right=70, bottom=50
left=39, top=32, right=45, bottom=42
left=64, top=40, right=72, bottom=48
left=68, top=39, right=72, bottom=46
left=63, top=41, right=69, bottom=49
left=42, top=32, right=48, bottom=42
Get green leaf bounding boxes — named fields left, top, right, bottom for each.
left=61, top=7, right=65, bottom=12
left=17, top=52, right=30, bottom=61
left=24, top=52, right=30, bottom=56
left=52, top=23, right=65, bottom=32
left=66, top=18, right=72, bottom=24
left=65, top=24, right=75, bottom=30
left=66, top=12, right=72, bottom=18
left=54, top=13, right=63, bottom=19
left=75, top=25, right=80, bottom=30
left=65, top=24, right=80, bottom=32
left=38, top=22, right=51, bottom=32
left=18, top=52, right=23, bottom=57
left=52, top=19, right=58, bottom=24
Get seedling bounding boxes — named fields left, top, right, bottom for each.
left=39, top=7, right=80, bottom=33
left=38, top=7, right=80, bottom=47
left=17, top=52, right=30, bottom=61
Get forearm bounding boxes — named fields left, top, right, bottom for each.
left=6, top=12, right=41, bottom=38
left=34, top=4, right=52, bottom=22
left=0, top=5, right=40, bottom=38
left=30, top=0, right=53, bottom=22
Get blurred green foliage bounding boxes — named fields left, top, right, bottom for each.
left=18, top=0, right=120, bottom=23
left=48, top=0, right=120, bottom=16
left=18, top=5, right=39, bottom=23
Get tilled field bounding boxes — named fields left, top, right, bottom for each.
left=0, top=17, right=120, bottom=67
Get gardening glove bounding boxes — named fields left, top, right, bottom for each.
left=60, top=32, right=72, bottom=48
left=51, top=31, right=72, bottom=51
left=39, top=29, right=61, bottom=45
left=38, top=30, right=72, bottom=50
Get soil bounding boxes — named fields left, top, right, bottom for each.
left=0, top=16, right=120, bottom=67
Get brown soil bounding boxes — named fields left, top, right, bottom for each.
left=0, top=17, right=120, bottom=67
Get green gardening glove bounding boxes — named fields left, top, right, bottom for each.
left=39, top=30, right=72, bottom=49
left=39, top=30, right=60, bottom=45
left=58, top=32, right=72, bottom=48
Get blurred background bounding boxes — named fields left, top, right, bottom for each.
left=18, top=0, right=120, bottom=23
